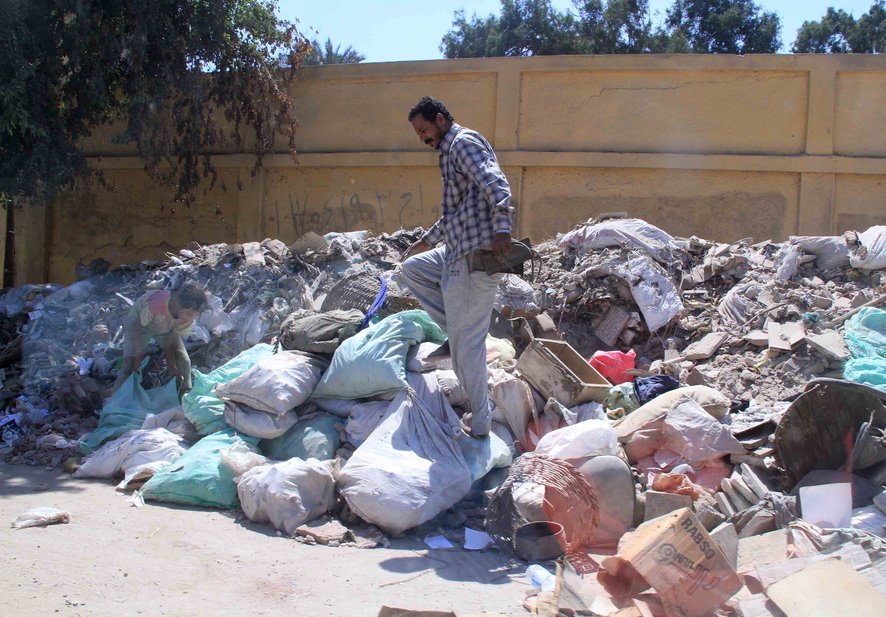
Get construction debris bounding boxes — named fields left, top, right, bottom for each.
left=0, top=217, right=884, bottom=615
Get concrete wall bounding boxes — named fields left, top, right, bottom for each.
left=15, top=54, right=886, bottom=284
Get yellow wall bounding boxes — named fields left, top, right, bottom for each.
left=15, top=54, right=886, bottom=284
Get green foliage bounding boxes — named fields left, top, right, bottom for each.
left=664, top=0, right=781, bottom=54
left=304, top=38, right=365, bottom=66
left=441, top=0, right=782, bottom=57
left=574, top=0, right=657, bottom=53
left=792, top=1, right=885, bottom=53
left=0, top=0, right=309, bottom=206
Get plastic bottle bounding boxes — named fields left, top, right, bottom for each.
left=525, top=564, right=556, bottom=592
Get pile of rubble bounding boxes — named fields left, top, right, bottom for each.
left=2, top=217, right=885, bottom=616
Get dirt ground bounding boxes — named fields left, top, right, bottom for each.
left=1, top=463, right=533, bottom=617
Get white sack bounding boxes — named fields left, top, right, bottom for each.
left=220, top=440, right=269, bottom=479
left=344, top=400, right=396, bottom=447
left=74, top=428, right=186, bottom=479
left=558, top=218, right=685, bottom=265
left=774, top=244, right=800, bottom=280
left=313, top=397, right=362, bottom=418
left=338, top=372, right=472, bottom=535
left=215, top=351, right=324, bottom=415
left=406, top=342, right=451, bottom=372
left=534, top=419, right=619, bottom=461
left=435, top=369, right=469, bottom=407
left=237, top=458, right=337, bottom=535
left=849, top=225, right=886, bottom=270
left=790, top=236, right=850, bottom=270
left=141, top=406, right=200, bottom=442
left=223, top=401, right=299, bottom=440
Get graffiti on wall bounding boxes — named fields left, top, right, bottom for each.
left=274, top=185, right=440, bottom=239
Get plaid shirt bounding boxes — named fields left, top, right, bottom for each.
left=422, top=123, right=514, bottom=260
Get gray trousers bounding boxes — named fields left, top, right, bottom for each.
left=401, top=246, right=501, bottom=436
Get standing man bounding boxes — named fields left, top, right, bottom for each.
left=401, top=96, right=515, bottom=438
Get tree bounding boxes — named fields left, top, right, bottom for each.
left=303, top=38, right=365, bottom=66
left=664, top=0, right=781, bottom=53
left=441, top=0, right=584, bottom=58
left=441, top=0, right=782, bottom=57
left=0, top=0, right=309, bottom=208
left=573, top=0, right=657, bottom=53
left=792, top=1, right=885, bottom=53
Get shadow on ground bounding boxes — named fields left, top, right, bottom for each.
left=0, top=462, right=88, bottom=496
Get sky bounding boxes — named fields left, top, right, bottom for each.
left=279, top=0, right=879, bottom=62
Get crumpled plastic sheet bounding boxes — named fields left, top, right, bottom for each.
left=11, top=507, right=71, bottom=529
left=585, top=255, right=684, bottom=332
left=717, top=281, right=767, bottom=326
left=558, top=218, right=686, bottom=265
left=843, top=308, right=886, bottom=392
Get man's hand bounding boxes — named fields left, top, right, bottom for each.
left=492, top=232, right=512, bottom=262
left=403, top=239, right=430, bottom=259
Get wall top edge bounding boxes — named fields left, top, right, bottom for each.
left=293, top=54, right=886, bottom=80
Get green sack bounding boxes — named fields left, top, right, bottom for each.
left=80, top=374, right=180, bottom=454
left=141, top=430, right=259, bottom=509
left=182, top=344, right=276, bottom=436
left=260, top=413, right=342, bottom=461
left=312, top=310, right=446, bottom=400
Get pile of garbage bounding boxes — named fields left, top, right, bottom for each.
left=2, top=217, right=886, bottom=615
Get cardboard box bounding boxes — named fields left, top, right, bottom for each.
left=599, top=508, right=742, bottom=617
left=516, top=338, right=611, bottom=406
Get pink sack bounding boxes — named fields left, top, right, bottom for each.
left=589, top=349, right=636, bottom=384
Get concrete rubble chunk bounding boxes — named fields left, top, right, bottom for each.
left=595, top=305, right=631, bottom=347
left=720, top=479, right=754, bottom=512
left=741, top=464, right=772, bottom=501
left=768, top=322, right=805, bottom=351
left=765, top=559, right=886, bottom=617
left=681, top=331, right=729, bottom=361
left=693, top=501, right=726, bottom=531
left=745, top=330, right=770, bottom=346
left=737, top=529, right=789, bottom=575
left=709, top=522, right=739, bottom=570
left=738, top=594, right=788, bottom=617
left=805, top=330, right=851, bottom=362
left=716, top=491, right=737, bottom=518
left=730, top=473, right=760, bottom=505
left=296, top=516, right=349, bottom=545
left=643, top=491, right=692, bottom=522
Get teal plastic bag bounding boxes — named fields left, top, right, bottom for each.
left=844, top=308, right=886, bottom=359
left=843, top=308, right=886, bottom=391
left=182, top=344, right=275, bottom=436
left=79, top=375, right=179, bottom=454
left=260, top=413, right=341, bottom=461
left=312, top=310, right=446, bottom=400
left=141, top=429, right=259, bottom=509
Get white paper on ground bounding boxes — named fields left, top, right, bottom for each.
left=464, top=527, right=493, bottom=550
left=423, top=535, right=455, bottom=549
